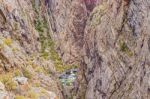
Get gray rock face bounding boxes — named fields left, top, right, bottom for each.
left=14, top=77, right=28, bottom=85
left=0, top=0, right=63, bottom=98
left=0, top=0, right=150, bottom=98
left=47, top=0, right=88, bottom=64
left=79, top=0, right=150, bottom=99
left=48, top=0, right=150, bottom=99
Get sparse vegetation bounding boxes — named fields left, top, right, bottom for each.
left=0, top=73, right=17, bottom=91
left=22, top=68, right=32, bottom=79
left=15, top=95, right=26, bottom=99
left=14, top=69, right=22, bottom=76
left=90, top=3, right=107, bottom=27
left=120, top=42, right=128, bottom=52
left=34, top=16, right=78, bottom=73
left=35, top=66, right=48, bottom=74
left=35, top=19, right=44, bottom=32
left=34, top=82, right=41, bottom=87
left=4, top=38, right=12, bottom=46
left=26, top=90, right=39, bottom=99
left=120, top=41, right=133, bottom=57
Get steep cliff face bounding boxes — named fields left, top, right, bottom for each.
left=48, top=0, right=150, bottom=99
left=1, top=0, right=150, bottom=99
left=47, top=0, right=87, bottom=64
left=80, top=0, right=150, bottom=99
left=0, top=0, right=63, bottom=98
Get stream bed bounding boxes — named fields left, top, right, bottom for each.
left=59, top=69, right=78, bottom=86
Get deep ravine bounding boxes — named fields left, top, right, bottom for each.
left=0, top=0, right=150, bottom=99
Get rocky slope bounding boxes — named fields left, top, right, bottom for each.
left=0, top=0, right=150, bottom=99
left=0, top=0, right=63, bottom=98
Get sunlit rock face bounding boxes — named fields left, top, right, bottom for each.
left=47, top=0, right=150, bottom=99
left=0, top=0, right=150, bottom=98
left=47, top=0, right=88, bottom=64
left=78, top=0, right=150, bottom=99
left=0, top=0, right=63, bottom=98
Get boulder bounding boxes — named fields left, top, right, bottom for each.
left=14, top=77, right=28, bottom=85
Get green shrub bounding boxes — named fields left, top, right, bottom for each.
left=35, top=19, right=44, bottom=32
left=15, top=95, right=26, bottom=99
left=26, top=90, right=39, bottom=99
left=120, top=42, right=128, bottom=52
left=120, top=41, right=133, bottom=56
left=4, top=38, right=12, bottom=46
left=0, top=74, right=17, bottom=91
left=22, top=68, right=32, bottom=79
left=14, top=69, right=21, bottom=76
left=35, top=66, right=48, bottom=74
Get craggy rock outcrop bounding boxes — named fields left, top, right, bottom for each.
left=48, top=0, right=150, bottom=99
left=79, top=0, right=150, bottom=99
left=0, top=0, right=63, bottom=98
left=47, top=0, right=87, bottom=64
left=1, top=0, right=150, bottom=99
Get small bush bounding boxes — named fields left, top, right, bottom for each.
left=26, top=91, right=39, bottom=99
left=14, top=69, right=21, bottom=76
left=0, top=74, right=17, bottom=91
left=120, top=42, right=128, bottom=52
left=34, top=82, right=40, bottom=87
left=15, top=95, right=26, bottom=99
left=120, top=41, right=133, bottom=56
left=4, top=38, right=12, bottom=46
left=35, top=19, right=44, bottom=32
left=22, top=68, right=32, bottom=79
left=35, top=66, right=47, bottom=74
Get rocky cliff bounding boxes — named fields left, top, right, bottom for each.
left=80, top=0, right=150, bottom=99
left=0, top=0, right=150, bottom=99
left=0, top=0, right=63, bottom=98
left=48, top=0, right=150, bottom=99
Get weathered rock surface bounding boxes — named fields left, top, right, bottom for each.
left=0, top=0, right=150, bottom=99
left=48, top=0, right=150, bottom=99
left=0, top=0, right=63, bottom=98
left=78, top=0, right=150, bottom=99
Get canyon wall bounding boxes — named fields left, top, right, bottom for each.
left=0, top=0, right=150, bottom=99
left=80, top=0, right=150, bottom=99
left=0, top=0, right=63, bottom=98
left=48, top=0, right=150, bottom=99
